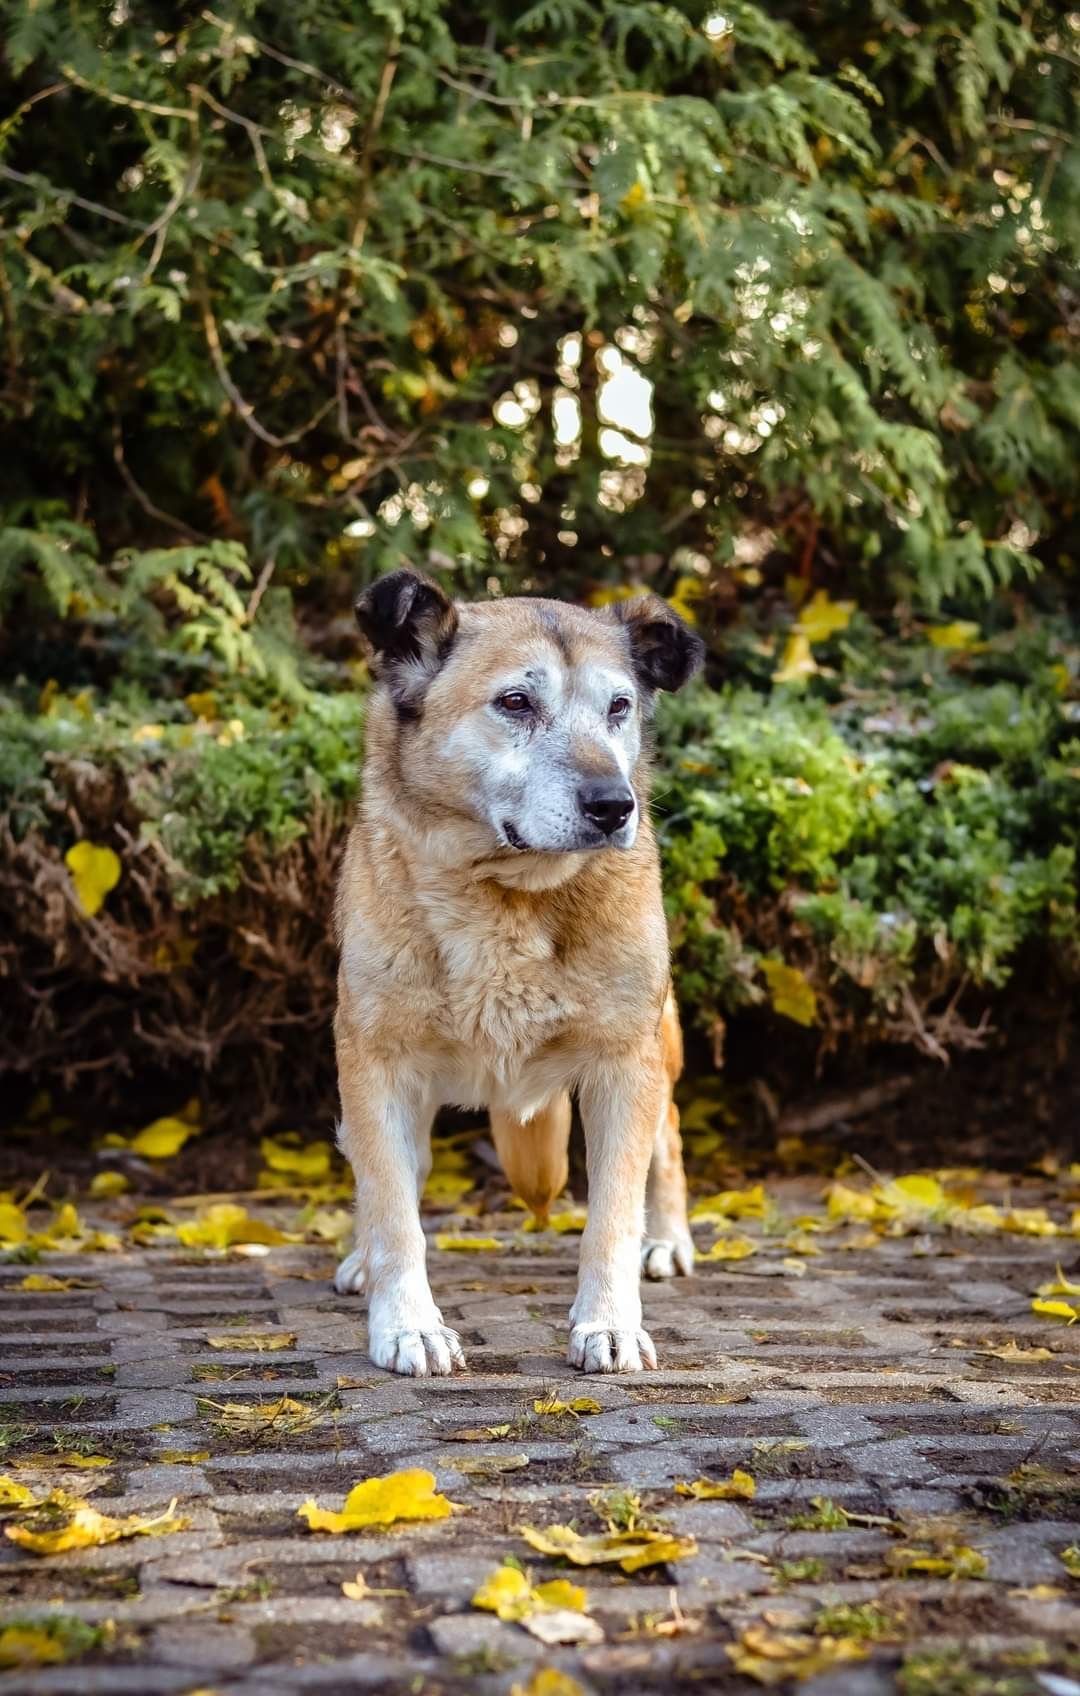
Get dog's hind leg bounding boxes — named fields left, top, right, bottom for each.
left=490, top=1092, right=571, bottom=1222
left=641, top=987, right=695, bottom=1280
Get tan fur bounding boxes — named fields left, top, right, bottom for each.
left=332, top=578, right=699, bottom=1376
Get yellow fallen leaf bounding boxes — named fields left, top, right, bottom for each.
left=533, top=1578, right=588, bottom=1612
left=772, top=632, right=818, bottom=684
left=6, top=1496, right=186, bottom=1555
left=760, top=959, right=817, bottom=1026
left=434, top=1235, right=502, bottom=1252
left=131, top=1117, right=194, bottom=1159
left=176, top=1204, right=293, bottom=1251
left=298, top=1469, right=457, bottom=1532
left=341, top=1569, right=408, bottom=1600
left=534, top=1396, right=602, bottom=1417
left=875, top=1174, right=948, bottom=1219
left=1061, top=1544, right=1080, bottom=1578
left=524, top=1207, right=587, bottom=1234
left=511, top=1671, right=588, bottom=1696
left=0, top=1477, right=39, bottom=1508
left=728, top=1624, right=867, bottom=1685
left=0, top=1201, right=28, bottom=1246
left=1005, top=1207, right=1059, bottom=1236
left=827, top=1182, right=878, bottom=1222
left=453, top=1425, right=512, bottom=1441
left=1010, top=1583, right=1066, bottom=1600
left=1032, top=1297, right=1078, bottom=1324
left=12, top=1454, right=112, bottom=1471
left=206, top=1332, right=296, bottom=1351
left=473, top=1564, right=535, bottom=1620
left=975, top=1340, right=1053, bottom=1362
left=796, top=589, right=855, bottom=644
left=17, top=1274, right=96, bottom=1292
left=0, top=1623, right=86, bottom=1669
left=519, top=1521, right=696, bottom=1573
left=89, top=1171, right=130, bottom=1198
left=699, top=1235, right=757, bottom=1261
left=423, top=1170, right=475, bottom=1201
left=690, top=1184, right=767, bottom=1221
left=260, top=1136, right=333, bottom=1182
left=886, top=1544, right=988, bottom=1579
left=159, top=1451, right=210, bottom=1465
left=65, top=841, right=121, bottom=918
left=1037, top=1264, right=1080, bottom=1298
left=675, top=1469, right=755, bottom=1501
left=928, top=620, right=981, bottom=650
left=201, top=1396, right=325, bottom=1437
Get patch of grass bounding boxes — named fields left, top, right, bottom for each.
left=0, top=1615, right=113, bottom=1669
left=898, top=1652, right=1031, bottom=1696
left=814, top=1600, right=900, bottom=1641
left=0, top=1421, right=33, bottom=1455
left=218, top=1576, right=274, bottom=1605
left=775, top=1557, right=825, bottom=1583
left=651, top=1415, right=682, bottom=1433
left=788, top=1496, right=850, bottom=1531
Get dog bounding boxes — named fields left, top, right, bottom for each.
left=333, top=568, right=704, bottom=1375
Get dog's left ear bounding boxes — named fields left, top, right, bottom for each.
left=354, top=568, right=458, bottom=711
left=610, top=595, right=705, bottom=693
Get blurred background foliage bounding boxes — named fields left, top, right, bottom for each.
left=0, top=0, right=1077, bottom=1131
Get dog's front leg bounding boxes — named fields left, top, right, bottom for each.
left=334, top=1031, right=464, bottom=1378
left=570, top=1047, right=662, bottom=1373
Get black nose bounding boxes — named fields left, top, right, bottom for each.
left=578, top=781, right=635, bottom=836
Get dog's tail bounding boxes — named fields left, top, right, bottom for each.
left=490, top=1093, right=571, bottom=1223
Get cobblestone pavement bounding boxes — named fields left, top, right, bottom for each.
left=1, top=1181, right=1079, bottom=1695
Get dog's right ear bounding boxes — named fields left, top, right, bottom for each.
left=354, top=569, right=458, bottom=713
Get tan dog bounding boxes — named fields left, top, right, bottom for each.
left=333, top=569, right=703, bottom=1375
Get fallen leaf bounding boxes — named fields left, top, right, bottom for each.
left=6, top=1496, right=186, bottom=1555
left=129, top=1116, right=194, bottom=1158
left=65, top=842, right=121, bottom=918
left=524, top=1208, right=587, bottom=1234
left=796, top=590, right=855, bottom=644
left=433, top=1235, right=502, bottom=1252
left=928, top=620, right=981, bottom=649
left=298, top=1469, right=457, bottom=1532
left=0, top=1200, right=28, bottom=1246
left=772, top=633, right=818, bottom=684
left=675, top=1469, right=755, bottom=1501
left=699, top=1235, right=757, bottom=1262
left=1061, top=1544, right=1080, bottom=1578
left=974, top=1340, right=1054, bottom=1362
left=452, top=1425, right=512, bottom=1441
left=523, top=1610, right=603, bottom=1645
left=0, top=1478, right=39, bottom=1509
left=260, top=1136, right=333, bottom=1182
left=519, top=1522, right=696, bottom=1572
left=159, top=1451, right=210, bottom=1465
left=17, top=1274, right=96, bottom=1292
left=177, top=1204, right=294, bottom=1251
left=0, top=1618, right=108, bottom=1669
left=728, top=1624, right=867, bottom=1685
left=1038, top=1265, right=1080, bottom=1298
left=760, top=959, right=817, bottom=1026
left=1032, top=1297, right=1078, bottom=1324
left=511, top=1670, right=588, bottom=1696
left=89, top=1171, right=130, bottom=1198
left=1010, top=1583, right=1066, bottom=1600
left=206, top=1332, right=296, bottom=1352
left=446, top=1453, right=530, bottom=1478
left=690, top=1184, right=767, bottom=1221
left=12, top=1454, right=112, bottom=1471
left=534, top=1396, right=602, bottom=1417
left=341, top=1569, right=408, bottom=1600
left=201, top=1395, right=326, bottom=1437
left=886, top=1544, right=988, bottom=1580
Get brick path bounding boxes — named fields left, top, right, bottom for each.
left=1, top=1181, right=1079, bottom=1694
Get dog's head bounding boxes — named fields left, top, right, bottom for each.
left=356, top=569, right=703, bottom=858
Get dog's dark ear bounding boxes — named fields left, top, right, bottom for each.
left=610, top=595, right=705, bottom=693
left=354, top=569, right=458, bottom=712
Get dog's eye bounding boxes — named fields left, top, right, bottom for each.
left=609, top=695, right=633, bottom=720
left=495, top=690, right=532, bottom=715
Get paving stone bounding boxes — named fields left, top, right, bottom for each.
left=1, top=1194, right=1076, bottom=1694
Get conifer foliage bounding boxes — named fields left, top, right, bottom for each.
left=1, top=1, right=1078, bottom=605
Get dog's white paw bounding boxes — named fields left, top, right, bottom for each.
left=333, top=1246, right=366, bottom=1295
left=642, top=1231, right=695, bottom=1281
left=568, top=1323, right=657, bottom=1373
left=369, top=1322, right=466, bottom=1377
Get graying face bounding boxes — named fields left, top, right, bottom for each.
left=441, top=646, right=643, bottom=855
